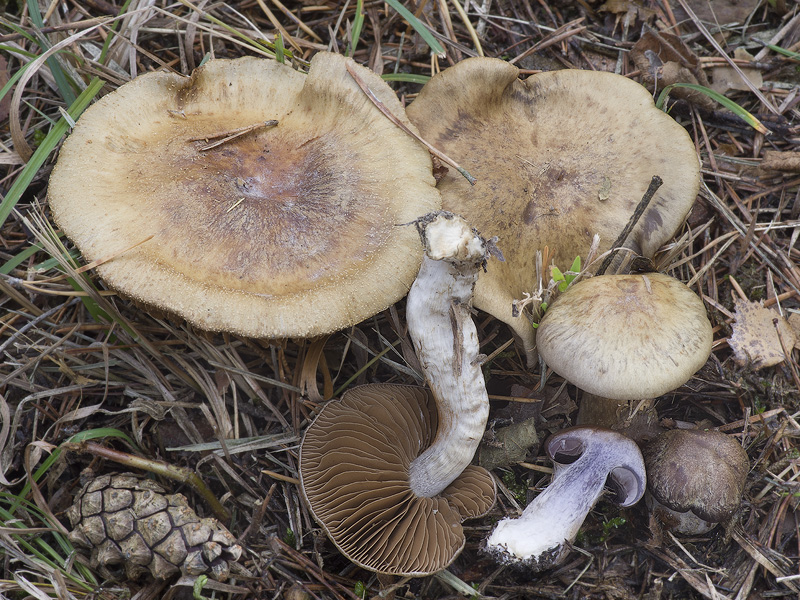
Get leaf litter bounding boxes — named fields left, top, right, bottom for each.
left=1, top=0, right=800, bottom=598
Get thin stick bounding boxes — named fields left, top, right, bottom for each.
left=345, top=63, right=477, bottom=185
left=191, top=120, right=278, bottom=150
left=596, top=175, right=663, bottom=275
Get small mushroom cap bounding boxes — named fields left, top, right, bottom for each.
left=536, top=273, right=712, bottom=400
left=48, top=53, right=440, bottom=338
left=643, top=429, right=749, bottom=524
left=406, top=58, right=699, bottom=356
left=299, top=384, right=496, bottom=576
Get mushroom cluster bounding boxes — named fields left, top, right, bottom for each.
left=48, top=52, right=440, bottom=339
left=407, top=57, right=700, bottom=363
left=404, top=57, right=718, bottom=571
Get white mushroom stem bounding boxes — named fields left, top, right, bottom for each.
left=407, top=212, right=491, bottom=498
left=486, top=427, right=645, bottom=569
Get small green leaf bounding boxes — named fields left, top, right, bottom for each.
left=354, top=581, right=367, bottom=598
left=558, top=280, right=568, bottom=292
left=551, top=266, right=565, bottom=282
left=284, top=527, right=296, bottom=546
left=540, top=301, right=548, bottom=312
left=193, top=575, right=210, bottom=600
left=569, top=255, right=581, bottom=273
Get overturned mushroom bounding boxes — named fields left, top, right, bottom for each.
left=644, top=428, right=749, bottom=535
left=299, top=384, right=496, bottom=575
left=406, top=212, right=498, bottom=497
left=48, top=52, right=440, bottom=339
left=486, top=426, right=645, bottom=569
left=536, top=273, right=713, bottom=441
left=407, top=58, right=700, bottom=362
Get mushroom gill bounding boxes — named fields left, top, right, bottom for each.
left=299, top=383, right=496, bottom=576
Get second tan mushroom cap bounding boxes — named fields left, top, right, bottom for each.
left=48, top=52, right=440, bottom=339
left=407, top=58, right=700, bottom=359
left=299, top=384, right=496, bottom=576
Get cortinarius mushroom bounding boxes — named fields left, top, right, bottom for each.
left=643, top=428, right=749, bottom=534
left=407, top=58, right=700, bottom=362
left=486, top=426, right=646, bottom=569
left=299, top=383, right=496, bottom=575
left=406, top=212, right=497, bottom=497
left=536, top=273, right=713, bottom=440
left=48, top=52, right=440, bottom=338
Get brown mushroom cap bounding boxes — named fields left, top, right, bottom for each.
left=406, top=58, right=699, bottom=357
left=536, top=273, right=712, bottom=400
left=48, top=52, right=440, bottom=338
left=644, top=429, right=749, bottom=524
left=299, top=383, right=496, bottom=576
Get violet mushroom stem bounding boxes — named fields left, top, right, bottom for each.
left=407, top=211, right=495, bottom=498
left=486, top=426, right=646, bottom=569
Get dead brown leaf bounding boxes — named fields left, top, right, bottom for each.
left=631, top=30, right=716, bottom=110
left=729, top=298, right=797, bottom=369
left=711, top=48, right=763, bottom=94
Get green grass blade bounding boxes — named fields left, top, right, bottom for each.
left=0, top=77, right=103, bottom=228
left=10, top=428, right=139, bottom=516
left=0, top=243, right=42, bottom=275
left=764, top=43, right=800, bottom=60
left=349, top=0, right=365, bottom=57
left=0, top=61, right=32, bottom=106
left=0, top=18, right=37, bottom=44
left=26, top=0, right=77, bottom=105
left=656, top=82, right=768, bottom=134
left=0, top=44, right=38, bottom=57
left=383, top=0, right=445, bottom=56
left=98, top=0, right=134, bottom=64
left=0, top=494, right=98, bottom=587
left=274, top=32, right=285, bottom=64
left=381, top=72, right=431, bottom=84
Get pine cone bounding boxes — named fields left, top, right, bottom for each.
left=66, top=473, right=242, bottom=581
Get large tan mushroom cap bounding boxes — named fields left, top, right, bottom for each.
left=48, top=53, right=440, bottom=338
left=406, top=58, right=700, bottom=356
left=299, top=384, right=496, bottom=576
left=536, top=273, right=712, bottom=400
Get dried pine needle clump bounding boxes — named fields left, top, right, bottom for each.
left=66, top=473, right=241, bottom=581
